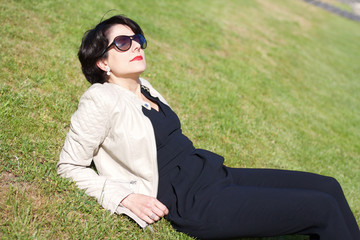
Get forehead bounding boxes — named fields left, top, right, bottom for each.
left=107, top=24, right=135, bottom=41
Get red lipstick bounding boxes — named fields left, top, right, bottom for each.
left=130, top=56, right=143, bottom=62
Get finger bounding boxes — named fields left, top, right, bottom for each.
left=150, top=212, right=160, bottom=221
left=152, top=206, right=166, bottom=218
left=144, top=209, right=160, bottom=222
left=142, top=213, right=155, bottom=224
left=154, top=200, right=169, bottom=215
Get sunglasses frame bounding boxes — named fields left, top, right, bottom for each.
left=103, top=34, right=147, bottom=55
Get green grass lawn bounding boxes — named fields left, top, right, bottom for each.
left=1, top=0, right=359, bottom=239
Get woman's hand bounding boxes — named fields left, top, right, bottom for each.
left=121, top=193, right=169, bottom=224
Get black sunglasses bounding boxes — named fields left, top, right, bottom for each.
left=103, top=34, right=147, bottom=54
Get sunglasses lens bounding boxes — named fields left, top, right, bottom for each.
left=112, top=35, right=147, bottom=52
left=114, top=36, right=131, bottom=51
left=134, top=34, right=147, bottom=49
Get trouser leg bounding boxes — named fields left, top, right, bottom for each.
left=185, top=183, right=352, bottom=240
left=226, top=168, right=360, bottom=239
left=212, top=168, right=360, bottom=239
left=178, top=168, right=359, bottom=239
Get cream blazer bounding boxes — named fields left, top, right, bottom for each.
left=57, top=78, right=168, bottom=228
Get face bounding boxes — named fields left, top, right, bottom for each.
left=102, top=24, right=146, bottom=80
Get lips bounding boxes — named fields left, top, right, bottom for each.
left=130, top=55, right=143, bottom=62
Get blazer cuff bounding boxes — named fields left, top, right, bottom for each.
left=115, top=204, right=148, bottom=228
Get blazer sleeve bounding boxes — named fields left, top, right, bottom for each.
left=57, top=86, right=133, bottom=214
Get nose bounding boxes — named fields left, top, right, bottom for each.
left=131, top=40, right=141, bottom=52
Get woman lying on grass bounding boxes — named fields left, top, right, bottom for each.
left=57, top=15, right=360, bottom=240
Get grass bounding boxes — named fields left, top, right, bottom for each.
left=1, top=0, right=359, bottom=239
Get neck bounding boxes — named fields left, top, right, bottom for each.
left=108, top=76, right=141, bottom=94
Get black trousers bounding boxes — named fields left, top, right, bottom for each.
left=180, top=168, right=360, bottom=240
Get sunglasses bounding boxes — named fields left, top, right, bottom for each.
left=103, top=34, right=147, bottom=54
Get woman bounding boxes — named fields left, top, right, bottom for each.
left=57, top=15, right=360, bottom=239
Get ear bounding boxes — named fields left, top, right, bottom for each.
left=96, top=59, right=108, bottom=72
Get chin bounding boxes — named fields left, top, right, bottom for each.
left=131, top=69, right=146, bottom=78
left=134, top=65, right=147, bottom=74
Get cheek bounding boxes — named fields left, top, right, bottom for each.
left=116, top=53, right=129, bottom=64
left=141, top=55, right=146, bottom=66
left=109, top=54, right=129, bottom=69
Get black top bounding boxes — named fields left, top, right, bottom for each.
left=141, top=87, right=232, bottom=230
